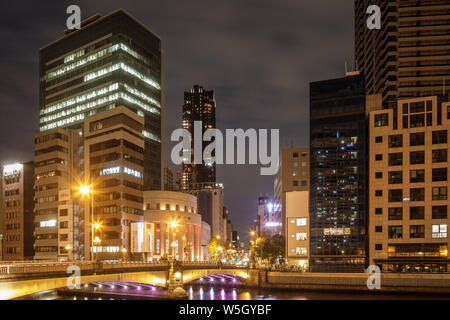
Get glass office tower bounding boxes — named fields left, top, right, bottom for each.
left=309, top=74, right=367, bottom=272
left=39, top=9, right=163, bottom=190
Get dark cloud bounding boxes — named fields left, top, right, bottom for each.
left=0, top=0, right=354, bottom=244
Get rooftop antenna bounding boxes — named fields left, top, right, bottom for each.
left=345, top=61, right=348, bottom=75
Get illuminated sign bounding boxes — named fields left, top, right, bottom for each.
left=3, top=163, right=23, bottom=177
left=265, top=222, right=282, bottom=228
left=323, top=228, right=351, bottom=236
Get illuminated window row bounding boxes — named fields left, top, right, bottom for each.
left=42, top=83, right=159, bottom=118
left=41, top=83, right=119, bottom=118
left=46, top=43, right=150, bottom=81
left=64, top=49, right=85, bottom=64
left=40, top=91, right=160, bottom=130
left=142, top=130, right=161, bottom=143
left=84, top=62, right=161, bottom=90
left=123, top=84, right=161, bottom=108
left=99, top=166, right=143, bottom=179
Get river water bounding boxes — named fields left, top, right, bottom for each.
left=18, top=285, right=450, bottom=300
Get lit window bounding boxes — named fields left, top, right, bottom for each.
left=296, top=233, right=307, bottom=240
left=432, top=224, right=447, bottom=238
left=296, top=218, right=307, bottom=226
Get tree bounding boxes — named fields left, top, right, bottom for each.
left=208, top=238, right=222, bottom=261
left=253, top=235, right=285, bottom=265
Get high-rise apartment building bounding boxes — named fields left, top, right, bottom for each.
left=274, top=147, right=310, bottom=238
left=182, top=85, right=216, bottom=190
left=39, top=9, right=163, bottom=191
left=83, top=106, right=145, bottom=260
left=309, top=73, right=368, bottom=272
left=2, top=162, right=35, bottom=260
left=369, top=95, right=450, bottom=272
left=356, top=0, right=450, bottom=109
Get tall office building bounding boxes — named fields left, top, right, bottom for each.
left=274, top=147, right=310, bottom=238
left=182, top=85, right=216, bottom=190
left=355, top=0, right=450, bottom=109
left=83, top=106, right=145, bottom=260
left=2, top=162, right=35, bottom=260
left=39, top=9, right=163, bottom=191
left=309, top=73, right=368, bottom=272
left=369, top=95, right=450, bottom=272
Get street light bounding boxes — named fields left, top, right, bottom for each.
left=65, top=244, right=72, bottom=261
left=79, top=182, right=96, bottom=261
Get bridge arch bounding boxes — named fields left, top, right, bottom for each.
left=0, top=270, right=168, bottom=300
left=182, top=269, right=250, bottom=284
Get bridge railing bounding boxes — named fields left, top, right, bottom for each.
left=0, top=260, right=239, bottom=276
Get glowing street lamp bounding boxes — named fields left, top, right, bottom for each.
left=79, top=182, right=97, bottom=261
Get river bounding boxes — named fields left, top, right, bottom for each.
left=17, top=284, right=450, bottom=300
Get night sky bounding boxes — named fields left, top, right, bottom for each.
left=0, top=0, right=355, bottom=243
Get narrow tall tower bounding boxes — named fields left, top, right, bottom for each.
left=181, top=85, right=216, bottom=190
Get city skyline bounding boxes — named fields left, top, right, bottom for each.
left=0, top=0, right=355, bottom=244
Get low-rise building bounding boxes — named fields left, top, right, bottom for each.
left=142, top=190, right=208, bottom=261
left=286, top=191, right=309, bottom=271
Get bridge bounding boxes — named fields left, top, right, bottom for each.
left=0, top=261, right=250, bottom=300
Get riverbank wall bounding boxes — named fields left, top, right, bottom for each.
left=244, top=270, right=450, bottom=294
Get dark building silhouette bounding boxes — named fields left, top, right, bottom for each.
left=309, top=73, right=368, bottom=272
left=181, top=85, right=216, bottom=190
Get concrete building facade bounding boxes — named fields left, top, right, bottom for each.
left=369, top=95, right=450, bottom=272
left=2, top=162, right=35, bottom=261
left=142, top=190, right=209, bottom=261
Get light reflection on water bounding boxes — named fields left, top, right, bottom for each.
left=15, top=285, right=450, bottom=300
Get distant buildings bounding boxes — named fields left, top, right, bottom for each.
left=1, top=162, right=35, bottom=261
left=274, top=147, right=310, bottom=239
left=257, top=195, right=281, bottom=238
left=309, top=73, right=368, bottom=272
left=181, top=85, right=216, bottom=190
left=369, top=95, right=450, bottom=272
left=187, top=182, right=225, bottom=242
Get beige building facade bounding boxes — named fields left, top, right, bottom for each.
left=142, top=190, right=208, bottom=261
left=285, top=191, right=309, bottom=270
left=369, top=96, right=450, bottom=272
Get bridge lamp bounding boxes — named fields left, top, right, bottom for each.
left=93, top=237, right=101, bottom=245
left=174, top=272, right=181, bottom=279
